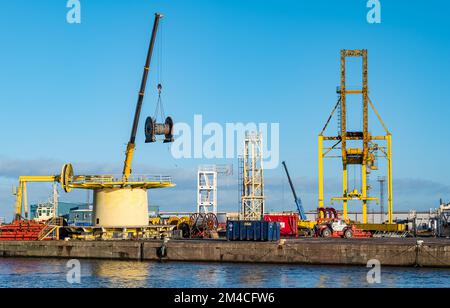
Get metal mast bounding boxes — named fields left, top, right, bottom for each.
left=241, top=132, right=265, bottom=220
left=52, top=183, right=58, bottom=219
left=378, top=176, right=386, bottom=223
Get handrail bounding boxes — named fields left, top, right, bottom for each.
left=71, top=174, right=172, bottom=184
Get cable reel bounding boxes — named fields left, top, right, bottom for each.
left=59, top=163, right=74, bottom=193
left=145, top=115, right=174, bottom=143
left=144, top=83, right=174, bottom=143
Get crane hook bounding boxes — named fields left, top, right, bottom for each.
left=157, top=83, right=162, bottom=95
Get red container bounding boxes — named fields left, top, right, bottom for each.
left=264, top=213, right=298, bottom=237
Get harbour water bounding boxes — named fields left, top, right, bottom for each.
left=0, top=258, right=448, bottom=288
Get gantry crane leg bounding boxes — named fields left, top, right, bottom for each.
left=387, top=134, right=393, bottom=224
left=343, top=167, right=348, bottom=220
left=318, top=135, right=324, bottom=209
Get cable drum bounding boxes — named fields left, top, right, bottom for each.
left=60, top=163, right=73, bottom=193
left=189, top=213, right=219, bottom=238
left=144, top=116, right=174, bottom=143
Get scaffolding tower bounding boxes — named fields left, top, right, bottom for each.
left=197, top=165, right=233, bottom=214
left=240, top=132, right=265, bottom=221
left=319, top=49, right=393, bottom=224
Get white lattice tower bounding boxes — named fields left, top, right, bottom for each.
left=241, top=132, right=265, bottom=220
left=197, top=164, right=233, bottom=214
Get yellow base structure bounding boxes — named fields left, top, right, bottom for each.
left=93, top=188, right=150, bottom=228
left=67, top=225, right=176, bottom=240
left=12, top=163, right=175, bottom=227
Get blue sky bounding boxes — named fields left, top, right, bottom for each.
left=0, top=0, right=449, bottom=218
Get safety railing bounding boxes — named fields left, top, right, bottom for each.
left=71, top=174, right=172, bottom=184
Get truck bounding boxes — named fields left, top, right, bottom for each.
left=314, top=207, right=372, bottom=238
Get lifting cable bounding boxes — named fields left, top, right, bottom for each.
left=153, top=83, right=166, bottom=122
left=149, top=17, right=174, bottom=157
left=153, top=18, right=166, bottom=123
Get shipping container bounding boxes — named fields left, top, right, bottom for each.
left=264, top=213, right=298, bottom=237
left=227, top=220, right=280, bottom=241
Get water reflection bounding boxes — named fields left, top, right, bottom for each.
left=316, top=275, right=327, bottom=288
left=339, top=275, right=352, bottom=288
left=0, top=258, right=449, bottom=288
left=193, top=266, right=224, bottom=287
left=0, top=258, right=64, bottom=276
left=87, top=260, right=148, bottom=288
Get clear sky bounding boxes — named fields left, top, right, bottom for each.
left=0, top=0, right=449, bottom=219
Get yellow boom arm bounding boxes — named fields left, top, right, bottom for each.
left=122, top=13, right=162, bottom=181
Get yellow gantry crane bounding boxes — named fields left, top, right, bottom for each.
left=318, top=49, right=394, bottom=224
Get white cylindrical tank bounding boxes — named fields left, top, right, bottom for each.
left=93, top=187, right=149, bottom=227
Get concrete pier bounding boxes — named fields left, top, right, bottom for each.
left=0, top=238, right=449, bottom=268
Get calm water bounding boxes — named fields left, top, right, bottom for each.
left=0, top=258, right=449, bottom=288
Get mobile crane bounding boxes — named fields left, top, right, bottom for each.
left=281, top=161, right=316, bottom=234
left=123, top=12, right=173, bottom=181
left=281, top=161, right=372, bottom=238
left=281, top=161, right=306, bottom=220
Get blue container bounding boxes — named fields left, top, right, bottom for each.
left=227, top=220, right=280, bottom=241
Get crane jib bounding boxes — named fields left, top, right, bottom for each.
left=282, top=161, right=307, bottom=221
left=129, top=13, right=162, bottom=144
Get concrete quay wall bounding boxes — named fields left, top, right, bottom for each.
left=0, top=238, right=449, bottom=268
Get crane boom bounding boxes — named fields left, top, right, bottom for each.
left=122, top=13, right=163, bottom=181
left=282, top=161, right=307, bottom=220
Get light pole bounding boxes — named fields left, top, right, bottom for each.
left=377, top=176, right=386, bottom=223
